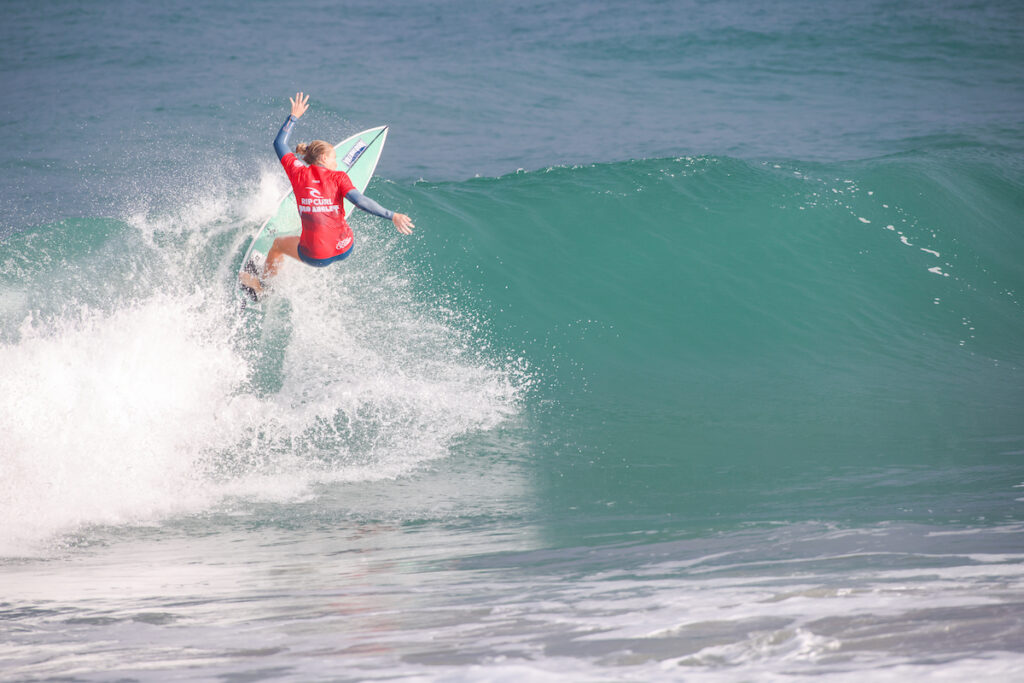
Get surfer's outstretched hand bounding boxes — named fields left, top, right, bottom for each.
left=393, top=213, right=415, bottom=235
left=289, top=92, right=309, bottom=119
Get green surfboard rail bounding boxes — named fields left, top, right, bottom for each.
left=239, top=125, right=389, bottom=272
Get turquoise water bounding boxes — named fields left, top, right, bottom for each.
left=3, top=1, right=1024, bottom=679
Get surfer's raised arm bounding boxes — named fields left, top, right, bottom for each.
left=274, top=92, right=309, bottom=160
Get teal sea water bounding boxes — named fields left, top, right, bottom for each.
left=3, top=1, right=1024, bottom=679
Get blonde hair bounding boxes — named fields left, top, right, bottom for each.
left=295, top=140, right=332, bottom=166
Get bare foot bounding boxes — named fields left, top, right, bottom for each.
left=239, top=271, right=263, bottom=298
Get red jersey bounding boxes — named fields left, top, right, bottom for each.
left=281, top=152, right=356, bottom=259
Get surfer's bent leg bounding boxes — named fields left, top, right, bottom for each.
left=240, top=236, right=300, bottom=294
left=264, top=236, right=301, bottom=278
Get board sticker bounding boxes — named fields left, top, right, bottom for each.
left=342, top=139, right=368, bottom=168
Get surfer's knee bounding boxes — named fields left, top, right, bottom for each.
left=268, top=236, right=299, bottom=261
left=263, top=237, right=300, bottom=278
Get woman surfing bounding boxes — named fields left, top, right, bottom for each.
left=240, top=92, right=414, bottom=298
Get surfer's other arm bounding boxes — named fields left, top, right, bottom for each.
left=344, top=190, right=415, bottom=234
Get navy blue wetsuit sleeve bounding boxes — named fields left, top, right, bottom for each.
left=345, top=189, right=395, bottom=220
left=274, top=115, right=297, bottom=160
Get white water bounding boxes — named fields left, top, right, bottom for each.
left=0, top=176, right=524, bottom=555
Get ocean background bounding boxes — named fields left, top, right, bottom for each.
left=3, top=0, right=1024, bottom=679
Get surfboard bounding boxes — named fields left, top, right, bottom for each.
left=238, top=125, right=389, bottom=291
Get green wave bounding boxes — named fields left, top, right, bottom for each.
left=387, top=152, right=1024, bottom=526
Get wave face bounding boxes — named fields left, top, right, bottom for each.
left=396, top=146, right=1024, bottom=526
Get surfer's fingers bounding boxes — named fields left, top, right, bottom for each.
left=393, top=214, right=414, bottom=234
left=289, top=93, right=310, bottom=118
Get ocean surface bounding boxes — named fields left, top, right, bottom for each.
left=2, top=0, right=1024, bottom=680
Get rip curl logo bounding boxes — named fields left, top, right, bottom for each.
left=299, top=188, right=339, bottom=214
left=336, top=237, right=352, bottom=250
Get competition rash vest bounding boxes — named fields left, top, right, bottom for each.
left=274, top=115, right=395, bottom=260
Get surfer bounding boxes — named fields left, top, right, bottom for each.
left=240, top=92, right=414, bottom=296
